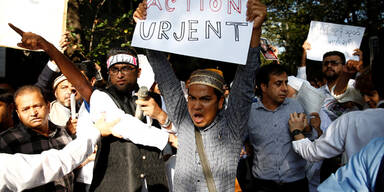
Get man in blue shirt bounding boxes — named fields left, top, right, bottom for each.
left=247, top=63, right=309, bottom=191
left=318, top=137, right=384, bottom=191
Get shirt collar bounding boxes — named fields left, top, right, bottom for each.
left=377, top=100, right=384, bottom=108
left=23, top=121, right=58, bottom=138
left=255, top=98, right=289, bottom=112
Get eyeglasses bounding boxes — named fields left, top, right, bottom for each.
left=109, top=65, right=136, bottom=75
left=323, top=60, right=341, bottom=66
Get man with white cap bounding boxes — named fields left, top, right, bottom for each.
left=134, top=0, right=266, bottom=191
left=49, top=74, right=80, bottom=136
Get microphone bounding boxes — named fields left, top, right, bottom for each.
left=70, top=93, right=77, bottom=119
left=135, top=86, right=149, bottom=119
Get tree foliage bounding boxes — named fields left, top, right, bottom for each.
left=66, top=0, right=383, bottom=74
left=262, top=0, right=383, bottom=73
left=67, top=0, right=140, bottom=66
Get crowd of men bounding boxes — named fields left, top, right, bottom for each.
left=0, top=0, right=383, bottom=191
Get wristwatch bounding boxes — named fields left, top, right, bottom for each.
left=161, top=116, right=171, bottom=128
left=290, top=129, right=303, bottom=139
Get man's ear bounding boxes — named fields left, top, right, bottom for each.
left=137, top=68, right=142, bottom=78
left=218, top=95, right=225, bottom=110
left=91, top=77, right=97, bottom=86
left=46, top=101, right=50, bottom=114
left=260, top=83, right=267, bottom=93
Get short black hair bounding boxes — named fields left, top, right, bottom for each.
left=14, top=85, right=47, bottom=107
left=75, top=60, right=97, bottom=80
left=0, top=88, right=14, bottom=104
left=255, top=64, right=287, bottom=97
left=323, top=51, right=346, bottom=65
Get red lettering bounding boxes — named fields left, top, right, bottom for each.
left=147, top=0, right=163, bottom=11
left=200, top=0, right=204, bottom=11
left=228, top=0, right=241, bottom=14
left=165, top=0, right=176, bottom=12
left=186, top=0, right=190, bottom=12
left=209, top=0, right=222, bottom=12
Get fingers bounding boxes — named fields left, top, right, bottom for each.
left=8, top=23, right=24, bottom=36
left=246, top=0, right=267, bottom=29
left=107, top=118, right=121, bottom=127
left=133, top=1, right=148, bottom=22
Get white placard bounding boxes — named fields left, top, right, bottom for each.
left=306, top=21, right=365, bottom=61
left=0, top=0, right=68, bottom=50
left=132, top=0, right=253, bottom=65
left=296, top=83, right=325, bottom=115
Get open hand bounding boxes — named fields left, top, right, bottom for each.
left=94, top=114, right=121, bottom=137
left=289, top=112, right=306, bottom=133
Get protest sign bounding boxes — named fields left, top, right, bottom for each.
left=296, top=82, right=325, bottom=115
left=131, top=0, right=253, bottom=65
left=306, top=21, right=365, bottom=61
left=0, top=0, right=68, bottom=50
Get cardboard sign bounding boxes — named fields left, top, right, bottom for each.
left=0, top=0, right=68, bottom=50
left=132, top=0, right=253, bottom=65
left=306, top=21, right=365, bottom=61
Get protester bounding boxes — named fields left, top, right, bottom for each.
left=355, top=67, right=380, bottom=108
left=8, top=23, right=178, bottom=192
left=247, top=63, right=309, bottom=192
left=134, top=1, right=266, bottom=191
left=0, top=88, right=15, bottom=132
left=0, top=114, right=120, bottom=192
left=317, top=137, right=384, bottom=191
left=288, top=59, right=384, bottom=163
left=89, top=48, right=170, bottom=192
left=0, top=85, right=74, bottom=191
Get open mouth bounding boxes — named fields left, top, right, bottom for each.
left=192, top=113, right=204, bottom=124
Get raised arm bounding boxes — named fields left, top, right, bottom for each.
left=134, top=0, right=188, bottom=128
left=225, top=0, right=266, bottom=139
left=8, top=23, right=92, bottom=102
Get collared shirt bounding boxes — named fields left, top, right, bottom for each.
left=292, top=108, right=384, bottom=162
left=318, top=138, right=384, bottom=191
left=0, top=123, right=100, bottom=192
left=247, top=98, right=306, bottom=183
left=146, top=47, right=260, bottom=192
left=0, top=121, right=73, bottom=191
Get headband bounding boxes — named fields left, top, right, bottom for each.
left=107, top=54, right=138, bottom=69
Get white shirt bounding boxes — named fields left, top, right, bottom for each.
left=0, top=123, right=100, bottom=192
left=89, top=89, right=169, bottom=150
left=293, top=108, right=384, bottom=162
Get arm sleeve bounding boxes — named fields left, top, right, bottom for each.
left=146, top=50, right=188, bottom=130
left=35, top=61, right=60, bottom=99
left=296, top=66, right=307, bottom=80
left=0, top=125, right=100, bottom=192
left=225, top=47, right=260, bottom=139
left=89, top=90, right=169, bottom=150
left=292, top=113, right=349, bottom=162
left=317, top=138, right=384, bottom=192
